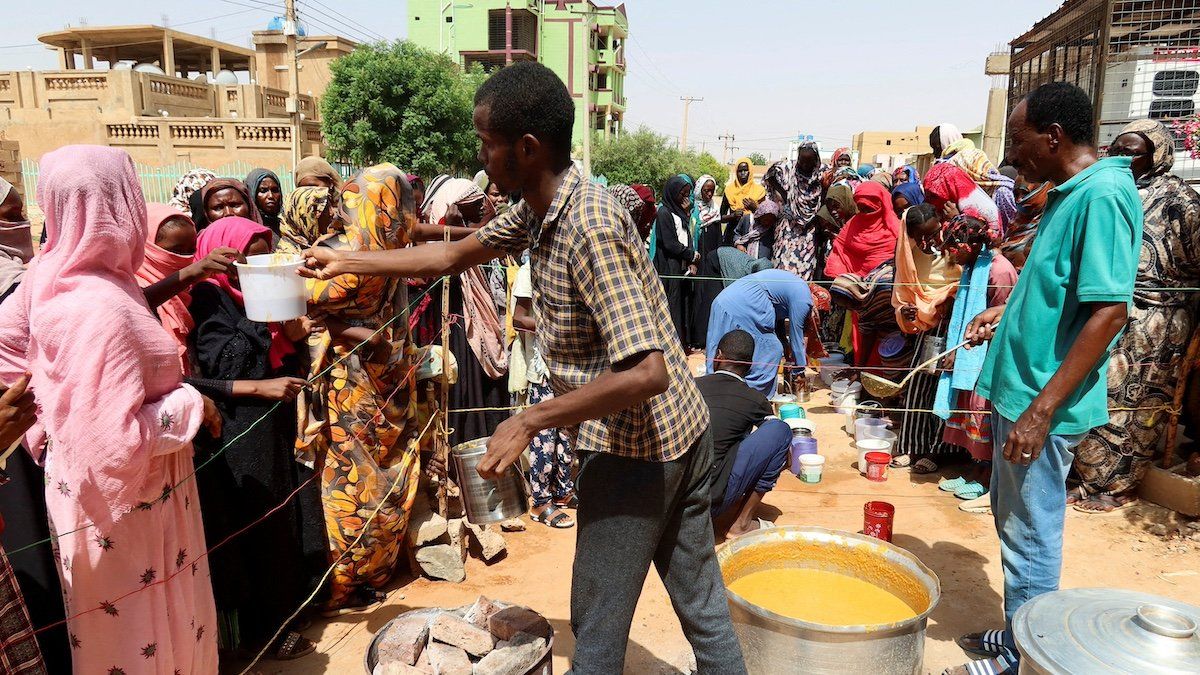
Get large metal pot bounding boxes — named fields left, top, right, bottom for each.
left=451, top=437, right=529, bottom=525
left=716, top=526, right=940, bottom=675
left=1013, top=588, right=1200, bottom=674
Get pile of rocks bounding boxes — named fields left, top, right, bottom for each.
left=372, top=597, right=552, bottom=675
left=406, top=492, right=516, bottom=583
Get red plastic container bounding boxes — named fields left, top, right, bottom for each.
left=864, top=451, right=891, bottom=482
left=863, top=500, right=895, bottom=542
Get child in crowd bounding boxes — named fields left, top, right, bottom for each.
left=934, top=210, right=1018, bottom=503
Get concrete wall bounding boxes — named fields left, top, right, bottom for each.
left=0, top=69, right=320, bottom=165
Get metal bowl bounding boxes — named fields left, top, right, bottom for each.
left=717, top=526, right=940, bottom=674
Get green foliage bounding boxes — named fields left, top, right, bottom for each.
left=747, top=152, right=768, bottom=166
left=591, top=126, right=729, bottom=195
left=320, top=41, right=484, bottom=177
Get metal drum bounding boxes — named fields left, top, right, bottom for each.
left=717, top=526, right=940, bottom=675
left=451, top=437, right=529, bottom=525
left=1013, top=588, right=1200, bottom=674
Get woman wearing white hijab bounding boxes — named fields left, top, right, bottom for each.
left=930, top=122, right=965, bottom=160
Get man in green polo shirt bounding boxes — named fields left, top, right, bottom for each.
left=947, top=83, right=1143, bottom=675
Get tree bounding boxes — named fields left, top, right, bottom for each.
left=320, top=41, right=485, bottom=176
left=747, top=152, right=768, bottom=166
left=591, top=126, right=728, bottom=195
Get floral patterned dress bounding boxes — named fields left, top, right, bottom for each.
left=298, top=165, right=430, bottom=608
left=1074, top=120, right=1200, bottom=497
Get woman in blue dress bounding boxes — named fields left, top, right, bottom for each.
left=706, top=269, right=813, bottom=397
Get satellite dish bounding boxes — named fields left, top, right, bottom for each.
left=112, top=61, right=133, bottom=70
left=133, top=63, right=165, bottom=75
left=215, top=69, right=239, bottom=85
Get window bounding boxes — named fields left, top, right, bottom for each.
left=1153, top=71, right=1200, bottom=97
left=885, top=140, right=892, bottom=146
left=597, top=73, right=608, bottom=90
left=1150, top=99, right=1195, bottom=119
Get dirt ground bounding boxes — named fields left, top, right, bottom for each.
left=271, top=383, right=1200, bottom=675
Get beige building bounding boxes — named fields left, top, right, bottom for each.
left=851, top=127, right=936, bottom=169
left=0, top=25, right=354, bottom=170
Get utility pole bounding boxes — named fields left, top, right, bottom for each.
left=719, top=131, right=735, bottom=164
left=679, top=96, right=702, bottom=152
left=285, top=0, right=301, bottom=170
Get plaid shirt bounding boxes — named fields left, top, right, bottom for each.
left=477, top=165, right=708, bottom=462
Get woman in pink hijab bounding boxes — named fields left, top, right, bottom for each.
left=0, top=146, right=221, bottom=674
left=135, top=204, right=198, bottom=374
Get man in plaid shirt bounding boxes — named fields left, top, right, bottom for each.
left=302, top=62, right=745, bottom=674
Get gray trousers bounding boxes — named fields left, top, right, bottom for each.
left=569, top=430, right=747, bottom=675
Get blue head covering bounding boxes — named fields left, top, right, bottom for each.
left=856, top=165, right=875, bottom=179
left=897, top=165, right=920, bottom=184
left=892, top=181, right=925, bottom=207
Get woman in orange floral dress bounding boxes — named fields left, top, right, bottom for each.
left=298, top=164, right=427, bottom=614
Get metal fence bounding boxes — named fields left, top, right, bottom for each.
left=19, top=159, right=300, bottom=208
left=1008, top=0, right=1200, bottom=180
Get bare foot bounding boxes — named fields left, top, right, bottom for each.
left=1073, top=492, right=1137, bottom=513
left=724, top=519, right=765, bottom=541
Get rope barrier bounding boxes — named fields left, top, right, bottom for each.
left=659, top=272, right=1200, bottom=293
left=5, top=277, right=444, bottom=558
left=240, top=412, right=439, bottom=675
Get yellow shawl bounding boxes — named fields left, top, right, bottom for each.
left=892, top=221, right=961, bottom=334
left=723, top=157, right=767, bottom=211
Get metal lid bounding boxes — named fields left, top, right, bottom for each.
left=1013, top=588, right=1200, bottom=674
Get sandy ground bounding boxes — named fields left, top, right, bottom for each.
left=269, top=380, right=1200, bottom=675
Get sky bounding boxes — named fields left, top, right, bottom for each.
left=1, top=0, right=1066, bottom=159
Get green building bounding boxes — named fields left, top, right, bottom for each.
left=407, top=0, right=628, bottom=146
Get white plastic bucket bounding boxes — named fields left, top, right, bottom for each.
left=855, top=417, right=892, bottom=444
left=234, top=253, right=307, bottom=322
left=856, top=438, right=893, bottom=475
left=798, top=454, right=826, bottom=483
left=831, top=379, right=862, bottom=406
left=818, top=353, right=847, bottom=386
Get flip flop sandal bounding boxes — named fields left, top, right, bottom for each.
left=554, top=494, right=579, bottom=509
left=531, top=505, right=575, bottom=529
left=958, top=495, right=991, bottom=514
left=955, top=482, right=987, bottom=500
left=913, top=457, right=939, bottom=474
left=890, top=455, right=913, bottom=468
left=954, top=654, right=1013, bottom=675
left=939, top=477, right=968, bottom=492
left=757, top=518, right=776, bottom=530
left=956, top=630, right=1009, bottom=657
left=272, top=631, right=317, bottom=661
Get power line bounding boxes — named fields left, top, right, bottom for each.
left=297, top=0, right=384, bottom=42
left=304, top=0, right=387, bottom=41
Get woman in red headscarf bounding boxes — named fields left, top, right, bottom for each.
left=825, top=181, right=902, bottom=278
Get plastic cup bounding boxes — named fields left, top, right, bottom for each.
left=799, top=454, right=825, bottom=483
left=864, top=451, right=891, bottom=482
left=779, top=403, right=804, bottom=421
left=863, top=500, right=895, bottom=542
left=233, top=253, right=306, bottom=322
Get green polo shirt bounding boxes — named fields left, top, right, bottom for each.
left=976, top=156, right=1143, bottom=434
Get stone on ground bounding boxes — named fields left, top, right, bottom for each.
left=500, top=518, right=526, bottom=532
left=414, top=545, right=466, bottom=583
left=466, top=522, right=508, bottom=562
left=446, top=518, right=468, bottom=562
left=408, top=498, right=449, bottom=547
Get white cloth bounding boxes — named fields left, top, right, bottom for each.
left=511, top=263, right=548, bottom=385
